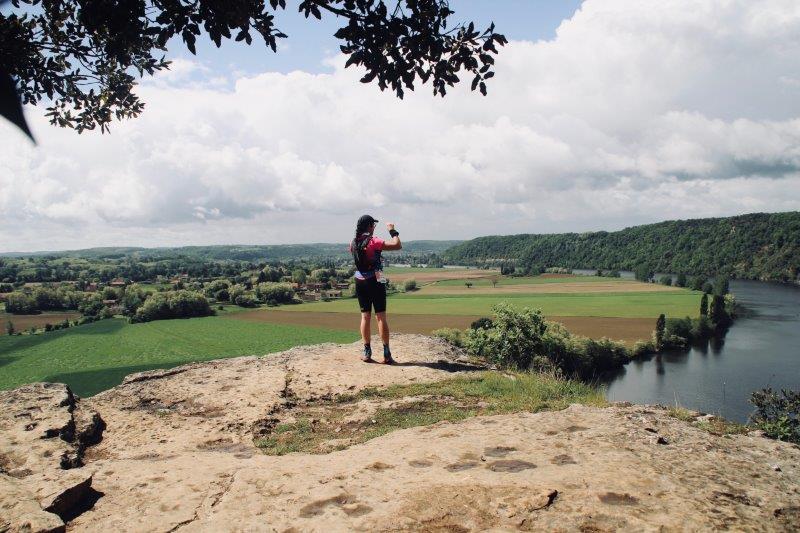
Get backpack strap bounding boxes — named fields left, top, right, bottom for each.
left=352, top=235, right=373, bottom=273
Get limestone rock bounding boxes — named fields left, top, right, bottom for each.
left=0, top=335, right=798, bottom=532
left=0, top=383, right=104, bottom=528
left=0, top=475, right=65, bottom=533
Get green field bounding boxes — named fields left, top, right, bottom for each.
left=431, top=276, right=625, bottom=286
left=0, top=317, right=357, bottom=397
left=282, top=291, right=701, bottom=318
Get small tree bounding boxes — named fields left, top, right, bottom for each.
left=659, top=275, right=672, bottom=286
left=292, top=270, right=307, bottom=284
left=675, top=273, right=687, bottom=287
left=713, top=277, right=730, bottom=296
left=490, top=276, right=499, bottom=288
left=702, top=281, right=714, bottom=294
left=465, top=282, right=473, bottom=289
left=709, top=295, right=728, bottom=326
left=5, top=321, right=14, bottom=335
left=691, top=276, right=706, bottom=291
left=700, top=293, right=709, bottom=316
left=655, top=314, right=666, bottom=350
left=635, top=264, right=653, bottom=282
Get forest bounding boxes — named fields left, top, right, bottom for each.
left=443, top=212, right=800, bottom=281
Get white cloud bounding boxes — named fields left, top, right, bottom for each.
left=1, top=0, right=800, bottom=251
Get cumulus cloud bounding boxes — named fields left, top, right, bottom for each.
left=1, top=0, right=800, bottom=251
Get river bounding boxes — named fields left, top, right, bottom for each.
left=601, top=279, right=800, bottom=423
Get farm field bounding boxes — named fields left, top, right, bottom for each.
left=275, top=291, right=700, bottom=319
left=233, top=274, right=701, bottom=346
left=382, top=267, right=498, bottom=284
left=231, top=310, right=657, bottom=345
left=0, top=316, right=358, bottom=397
left=415, top=281, right=680, bottom=295
left=0, top=312, right=82, bottom=335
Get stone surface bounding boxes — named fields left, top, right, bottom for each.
left=1, top=334, right=799, bottom=531
left=0, top=475, right=65, bottom=533
left=0, top=383, right=104, bottom=528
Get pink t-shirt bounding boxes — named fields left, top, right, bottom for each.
left=350, top=236, right=384, bottom=279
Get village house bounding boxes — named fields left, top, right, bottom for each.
left=108, top=278, right=127, bottom=288
left=302, top=292, right=321, bottom=302
left=322, top=290, right=343, bottom=299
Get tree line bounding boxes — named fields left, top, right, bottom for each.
left=443, top=212, right=800, bottom=281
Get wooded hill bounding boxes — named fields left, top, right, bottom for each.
left=443, top=212, right=800, bottom=281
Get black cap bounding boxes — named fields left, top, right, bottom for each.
left=357, top=214, right=379, bottom=228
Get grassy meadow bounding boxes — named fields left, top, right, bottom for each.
left=0, top=316, right=358, bottom=397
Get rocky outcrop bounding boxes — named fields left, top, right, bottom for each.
left=0, top=383, right=105, bottom=531
left=1, top=335, right=798, bottom=531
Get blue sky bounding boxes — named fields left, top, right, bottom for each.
left=168, top=1, right=583, bottom=77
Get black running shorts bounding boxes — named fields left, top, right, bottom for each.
left=355, top=277, right=387, bottom=313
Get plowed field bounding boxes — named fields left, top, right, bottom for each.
left=228, top=310, right=655, bottom=345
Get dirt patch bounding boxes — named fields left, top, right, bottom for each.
left=599, top=492, right=640, bottom=506
left=0, top=312, right=81, bottom=335
left=229, top=310, right=655, bottom=344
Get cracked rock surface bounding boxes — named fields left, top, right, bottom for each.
left=2, top=335, right=799, bottom=531
left=0, top=382, right=105, bottom=532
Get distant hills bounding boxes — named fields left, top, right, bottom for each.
left=443, top=212, right=800, bottom=281
left=0, top=240, right=462, bottom=262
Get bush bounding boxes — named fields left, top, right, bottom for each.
left=632, top=339, right=656, bottom=358
left=254, top=282, right=295, bottom=304
left=403, top=279, right=417, bottom=292
left=470, top=317, right=493, bottom=330
left=79, top=294, right=105, bottom=317
left=749, top=388, right=799, bottom=444
left=690, top=316, right=713, bottom=339
left=665, top=317, right=692, bottom=340
left=659, top=275, right=673, bottom=286
left=234, top=294, right=259, bottom=308
left=702, top=281, right=714, bottom=294
left=675, top=273, right=687, bottom=287
left=204, top=279, right=232, bottom=301
left=131, top=290, right=214, bottom=323
left=432, top=328, right=464, bottom=348
left=462, top=303, right=629, bottom=379
left=5, top=292, right=37, bottom=314
left=463, top=304, right=548, bottom=370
